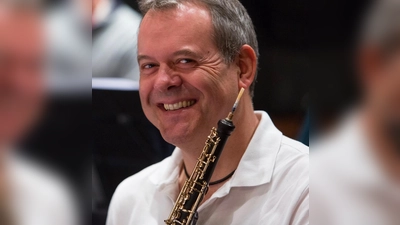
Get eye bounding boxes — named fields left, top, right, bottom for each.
left=178, top=59, right=194, bottom=64
left=140, top=62, right=159, bottom=76
left=176, top=59, right=197, bottom=69
left=143, top=64, right=155, bottom=69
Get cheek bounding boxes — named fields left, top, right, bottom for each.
left=139, top=78, right=157, bottom=121
left=383, top=59, right=400, bottom=100
left=388, top=76, right=400, bottom=111
left=373, top=62, right=400, bottom=115
left=194, top=66, right=236, bottom=95
left=139, top=76, right=152, bottom=104
left=191, top=68, right=238, bottom=114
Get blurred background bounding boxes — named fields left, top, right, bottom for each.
left=14, top=0, right=91, bottom=224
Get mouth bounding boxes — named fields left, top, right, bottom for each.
left=159, top=99, right=197, bottom=111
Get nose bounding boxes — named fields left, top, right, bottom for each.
left=153, top=64, right=182, bottom=92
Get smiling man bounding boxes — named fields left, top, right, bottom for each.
left=106, top=1, right=309, bottom=224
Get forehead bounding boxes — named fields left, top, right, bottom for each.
left=0, top=8, right=44, bottom=54
left=138, top=4, right=215, bottom=55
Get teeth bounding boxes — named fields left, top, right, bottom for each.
left=163, top=100, right=195, bottom=111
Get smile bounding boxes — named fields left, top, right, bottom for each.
left=163, top=100, right=196, bottom=111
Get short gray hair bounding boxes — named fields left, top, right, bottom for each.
left=138, top=0, right=259, bottom=97
left=360, top=0, right=400, bottom=56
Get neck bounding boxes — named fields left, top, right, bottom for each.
left=361, top=104, right=400, bottom=183
left=0, top=143, right=10, bottom=164
left=179, top=96, right=259, bottom=183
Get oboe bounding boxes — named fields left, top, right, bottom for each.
left=164, top=88, right=245, bottom=225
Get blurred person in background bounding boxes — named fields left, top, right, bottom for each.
left=92, top=0, right=142, bottom=80
left=46, top=0, right=91, bottom=90
left=311, top=0, right=400, bottom=224
left=0, top=0, right=77, bottom=224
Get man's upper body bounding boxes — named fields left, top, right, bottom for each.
left=107, top=111, right=309, bottom=225
left=92, top=0, right=142, bottom=80
left=311, top=112, right=400, bottom=225
left=107, top=0, right=309, bottom=224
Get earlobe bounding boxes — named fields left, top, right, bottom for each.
left=237, top=45, right=257, bottom=90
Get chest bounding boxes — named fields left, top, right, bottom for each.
left=127, top=186, right=295, bottom=225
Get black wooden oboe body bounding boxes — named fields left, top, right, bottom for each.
left=165, top=89, right=245, bottom=225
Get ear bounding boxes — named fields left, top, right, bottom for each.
left=236, top=45, right=257, bottom=90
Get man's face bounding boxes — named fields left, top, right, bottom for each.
left=382, top=52, right=400, bottom=120
left=138, top=4, right=239, bottom=146
left=0, top=9, right=45, bottom=147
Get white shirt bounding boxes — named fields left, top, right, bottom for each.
left=311, top=112, right=400, bottom=225
left=6, top=154, right=78, bottom=225
left=107, top=111, right=309, bottom=225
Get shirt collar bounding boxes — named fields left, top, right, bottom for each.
left=149, top=111, right=282, bottom=191
left=230, top=110, right=282, bottom=187
left=148, top=149, right=182, bottom=189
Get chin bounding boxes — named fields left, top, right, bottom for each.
left=0, top=129, right=22, bottom=146
left=159, top=125, right=193, bottom=146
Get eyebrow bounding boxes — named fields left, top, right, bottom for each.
left=137, top=49, right=202, bottom=62
left=137, top=55, right=154, bottom=62
left=172, top=49, right=202, bottom=59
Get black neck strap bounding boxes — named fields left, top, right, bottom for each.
left=182, top=163, right=235, bottom=186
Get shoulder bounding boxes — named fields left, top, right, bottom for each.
left=11, top=155, right=75, bottom=202
left=281, top=135, right=309, bottom=155
left=277, top=135, right=309, bottom=171
left=254, top=110, right=309, bottom=185
left=113, top=162, right=160, bottom=198
left=108, top=157, right=171, bottom=208
left=260, top=136, right=309, bottom=222
left=106, top=159, right=169, bottom=225
left=10, top=155, right=77, bottom=225
left=273, top=136, right=309, bottom=194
